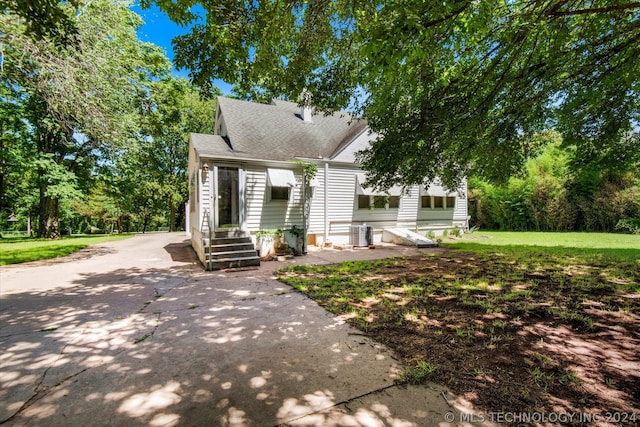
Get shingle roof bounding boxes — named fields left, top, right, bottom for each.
left=194, top=97, right=367, bottom=162
left=191, top=133, right=240, bottom=159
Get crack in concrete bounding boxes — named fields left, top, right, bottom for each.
left=274, top=383, right=399, bottom=427
left=0, top=320, right=125, bottom=425
left=0, top=311, right=144, bottom=424
left=0, top=363, right=98, bottom=425
left=0, top=329, right=57, bottom=340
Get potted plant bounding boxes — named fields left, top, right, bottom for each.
left=273, top=229, right=289, bottom=255
left=256, top=230, right=277, bottom=257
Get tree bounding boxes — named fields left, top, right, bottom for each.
left=153, top=0, right=640, bottom=189
left=1, top=0, right=169, bottom=237
left=139, top=76, right=217, bottom=231
left=0, top=0, right=80, bottom=45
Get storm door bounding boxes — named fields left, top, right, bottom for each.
left=216, top=166, right=240, bottom=229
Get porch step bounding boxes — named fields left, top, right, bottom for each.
left=212, top=230, right=249, bottom=239
left=208, top=249, right=259, bottom=260
left=201, top=234, right=260, bottom=271
left=207, top=256, right=261, bottom=270
left=206, top=242, right=256, bottom=253
left=205, top=236, right=252, bottom=246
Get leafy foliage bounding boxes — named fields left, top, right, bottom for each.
left=1, top=0, right=80, bottom=45
left=1, top=1, right=218, bottom=237
left=1, top=0, right=172, bottom=237
left=152, top=0, right=640, bottom=190
left=138, top=76, right=217, bottom=231
left=470, top=136, right=640, bottom=233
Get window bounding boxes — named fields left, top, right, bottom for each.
left=358, top=195, right=371, bottom=209
left=267, top=168, right=296, bottom=202
left=373, top=196, right=387, bottom=209
left=420, top=196, right=431, bottom=209
left=422, top=195, right=455, bottom=209
left=445, top=196, right=456, bottom=209
left=271, top=187, right=290, bottom=201
left=356, top=173, right=401, bottom=210
left=388, top=196, right=400, bottom=209
left=359, top=195, right=399, bottom=210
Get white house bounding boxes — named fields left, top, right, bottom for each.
left=187, top=96, right=468, bottom=270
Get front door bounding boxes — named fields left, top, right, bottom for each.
left=217, top=166, right=240, bottom=229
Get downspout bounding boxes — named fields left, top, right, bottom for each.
left=323, top=160, right=329, bottom=246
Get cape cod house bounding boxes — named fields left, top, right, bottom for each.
left=187, top=96, right=468, bottom=270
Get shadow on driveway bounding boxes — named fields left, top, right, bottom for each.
left=1, top=237, right=488, bottom=426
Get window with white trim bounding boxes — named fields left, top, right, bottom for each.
left=271, top=186, right=290, bottom=200
left=358, top=195, right=400, bottom=210
left=421, top=195, right=456, bottom=209
left=356, top=173, right=401, bottom=210
left=267, top=168, right=296, bottom=202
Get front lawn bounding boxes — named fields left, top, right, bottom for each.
left=277, top=232, right=639, bottom=425
left=0, top=234, right=133, bottom=265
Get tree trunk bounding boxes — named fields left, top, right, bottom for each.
left=169, top=203, right=176, bottom=232
left=38, top=189, right=60, bottom=239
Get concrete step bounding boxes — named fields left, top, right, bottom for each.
left=201, top=233, right=260, bottom=270
left=207, top=256, right=261, bottom=270
left=204, top=236, right=252, bottom=246
left=206, top=242, right=256, bottom=253
left=212, top=230, right=249, bottom=239
left=208, top=249, right=259, bottom=260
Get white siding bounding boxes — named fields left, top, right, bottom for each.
left=191, top=119, right=469, bottom=251
left=187, top=141, right=198, bottom=238
left=396, top=186, right=420, bottom=229
left=200, top=169, right=212, bottom=233
left=453, top=178, right=468, bottom=223
left=326, top=166, right=358, bottom=236
left=245, top=165, right=304, bottom=232
left=245, top=166, right=266, bottom=231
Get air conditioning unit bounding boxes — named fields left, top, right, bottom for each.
left=349, top=224, right=373, bottom=247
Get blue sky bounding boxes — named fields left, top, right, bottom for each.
left=132, top=4, right=234, bottom=95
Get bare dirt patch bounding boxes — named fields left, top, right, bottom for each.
left=278, top=250, right=640, bottom=426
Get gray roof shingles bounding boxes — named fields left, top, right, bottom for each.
left=193, top=97, right=367, bottom=162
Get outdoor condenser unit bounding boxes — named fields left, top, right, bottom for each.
left=349, top=224, right=373, bottom=247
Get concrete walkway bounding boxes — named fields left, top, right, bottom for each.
left=0, top=233, right=493, bottom=426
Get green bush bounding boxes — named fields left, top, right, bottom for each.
left=469, top=141, right=639, bottom=233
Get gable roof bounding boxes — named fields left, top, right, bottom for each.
left=201, top=97, right=367, bottom=162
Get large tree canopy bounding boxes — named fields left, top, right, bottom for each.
left=1, top=0, right=170, bottom=237
left=153, top=0, right=640, bottom=189
left=0, top=0, right=80, bottom=45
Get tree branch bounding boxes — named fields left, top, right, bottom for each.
left=547, top=2, right=640, bottom=16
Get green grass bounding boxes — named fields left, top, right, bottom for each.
left=445, top=230, right=639, bottom=249
left=276, top=231, right=640, bottom=416
left=0, top=234, right=134, bottom=265
left=442, top=231, right=640, bottom=264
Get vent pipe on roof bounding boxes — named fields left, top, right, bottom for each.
left=301, top=88, right=313, bottom=123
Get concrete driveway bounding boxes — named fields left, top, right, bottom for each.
left=0, top=233, right=491, bottom=426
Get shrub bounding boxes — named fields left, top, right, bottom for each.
left=469, top=139, right=638, bottom=233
